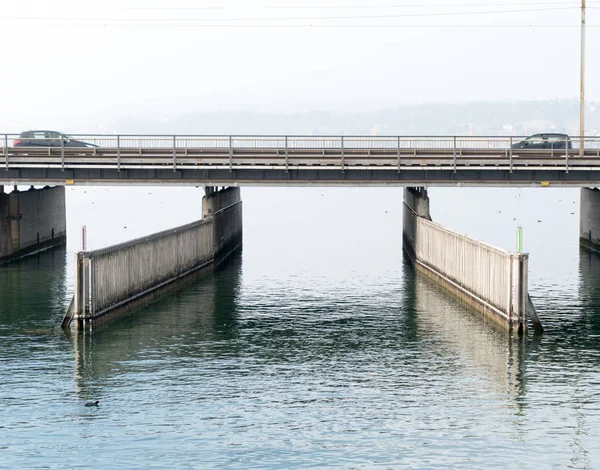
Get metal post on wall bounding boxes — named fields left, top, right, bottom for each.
left=229, top=135, right=233, bottom=172
left=509, top=136, right=513, bottom=173
left=172, top=135, right=177, bottom=172
left=4, top=134, right=8, bottom=170
left=453, top=136, right=457, bottom=173
left=341, top=136, right=345, bottom=173
left=81, top=225, right=87, bottom=251
left=117, top=135, right=121, bottom=172
left=60, top=135, right=65, bottom=171
left=285, top=135, right=289, bottom=173
left=397, top=136, right=401, bottom=174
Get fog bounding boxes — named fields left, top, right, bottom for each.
left=1, top=0, right=598, bottom=132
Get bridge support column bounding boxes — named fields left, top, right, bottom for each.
left=402, top=187, right=431, bottom=260
left=580, top=188, right=600, bottom=253
left=0, top=186, right=66, bottom=264
left=203, top=186, right=243, bottom=265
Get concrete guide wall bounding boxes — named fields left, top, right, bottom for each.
left=71, top=187, right=242, bottom=328
left=0, top=186, right=66, bottom=264
left=403, top=187, right=529, bottom=333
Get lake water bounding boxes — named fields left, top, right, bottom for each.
left=1, top=186, right=600, bottom=468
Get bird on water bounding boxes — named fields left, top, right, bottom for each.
left=85, top=400, right=99, bottom=407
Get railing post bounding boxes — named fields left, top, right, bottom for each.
left=341, top=136, right=345, bottom=173
left=397, top=136, right=401, bottom=173
left=285, top=135, right=289, bottom=173
left=4, top=134, right=8, bottom=170
left=565, top=138, right=569, bottom=174
left=509, top=136, right=513, bottom=173
left=172, top=135, right=177, bottom=172
left=60, top=135, right=65, bottom=171
left=117, top=135, right=121, bottom=172
left=453, top=136, right=457, bottom=173
left=229, top=135, right=233, bottom=172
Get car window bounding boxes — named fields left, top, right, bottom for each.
left=547, top=135, right=566, bottom=142
left=46, top=132, right=61, bottom=139
left=20, top=131, right=34, bottom=138
left=32, top=132, right=46, bottom=139
left=526, top=135, right=544, bottom=143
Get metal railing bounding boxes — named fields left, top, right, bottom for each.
left=3, top=133, right=600, bottom=173
left=4, top=133, right=600, bottom=149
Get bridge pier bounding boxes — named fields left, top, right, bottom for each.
left=0, top=186, right=66, bottom=264
left=66, top=186, right=242, bottom=329
left=580, top=188, right=600, bottom=253
left=403, top=186, right=531, bottom=334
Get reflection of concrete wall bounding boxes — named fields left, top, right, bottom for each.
left=0, top=186, right=66, bottom=264
left=414, top=273, right=524, bottom=399
left=72, top=253, right=241, bottom=398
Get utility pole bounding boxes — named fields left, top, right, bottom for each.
left=580, top=0, right=586, bottom=157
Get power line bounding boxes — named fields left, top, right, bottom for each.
left=2, top=6, right=582, bottom=22
left=11, top=1, right=599, bottom=9
left=1, top=23, right=597, bottom=28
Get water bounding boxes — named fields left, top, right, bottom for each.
left=1, top=186, right=600, bottom=468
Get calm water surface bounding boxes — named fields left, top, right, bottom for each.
left=1, top=187, right=600, bottom=468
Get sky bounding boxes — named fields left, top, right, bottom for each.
left=0, top=0, right=599, bottom=132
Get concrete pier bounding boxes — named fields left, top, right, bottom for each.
left=580, top=188, right=600, bottom=253
left=403, top=187, right=530, bottom=333
left=0, top=186, right=66, bottom=264
left=67, top=187, right=242, bottom=328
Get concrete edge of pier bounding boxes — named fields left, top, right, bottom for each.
left=0, top=185, right=66, bottom=265
left=64, top=186, right=242, bottom=330
left=403, top=187, right=539, bottom=334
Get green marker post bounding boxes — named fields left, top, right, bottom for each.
left=517, top=226, right=523, bottom=253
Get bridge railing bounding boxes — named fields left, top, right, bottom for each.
left=4, top=133, right=600, bottom=150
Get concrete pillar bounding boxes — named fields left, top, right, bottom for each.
left=0, top=186, right=66, bottom=264
left=402, top=187, right=431, bottom=261
left=403, top=187, right=432, bottom=221
left=202, top=187, right=243, bottom=265
left=580, top=188, right=600, bottom=252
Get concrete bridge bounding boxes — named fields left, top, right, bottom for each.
left=3, top=133, right=600, bottom=334
left=2, top=134, right=600, bottom=187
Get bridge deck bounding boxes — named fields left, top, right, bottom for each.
left=2, top=135, right=600, bottom=186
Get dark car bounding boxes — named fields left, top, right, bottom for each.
left=13, top=130, right=97, bottom=148
left=511, top=133, right=572, bottom=150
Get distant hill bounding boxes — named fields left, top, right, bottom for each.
left=115, top=99, right=600, bottom=136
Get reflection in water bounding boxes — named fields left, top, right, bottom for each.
left=72, top=252, right=243, bottom=400
left=0, top=246, right=68, bottom=331
left=3, top=186, right=600, bottom=467
left=410, top=261, right=526, bottom=406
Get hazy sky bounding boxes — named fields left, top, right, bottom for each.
left=1, top=0, right=598, bottom=131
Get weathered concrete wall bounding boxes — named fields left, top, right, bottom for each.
left=209, top=187, right=243, bottom=264
left=580, top=188, right=600, bottom=252
left=70, top=187, right=242, bottom=328
left=403, top=187, right=529, bottom=333
left=0, top=186, right=66, bottom=264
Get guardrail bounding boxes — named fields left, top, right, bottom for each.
left=4, top=133, right=600, bottom=150
left=3, top=134, right=600, bottom=174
